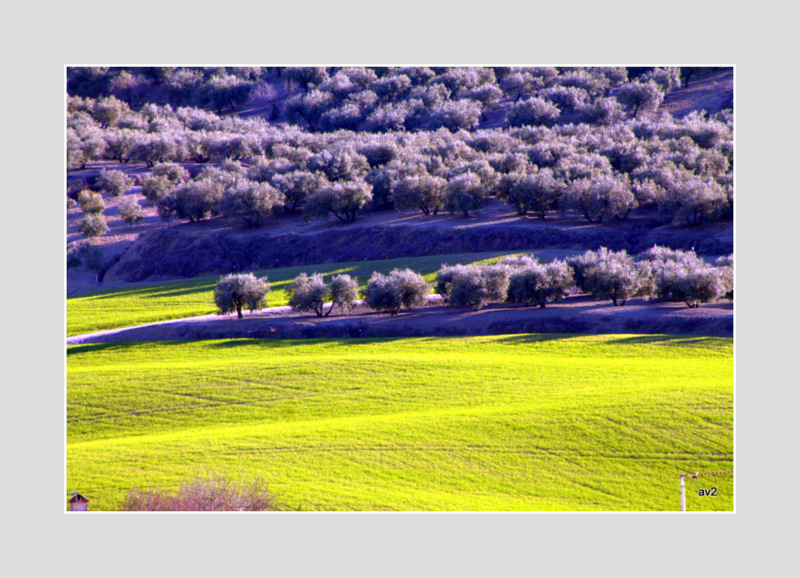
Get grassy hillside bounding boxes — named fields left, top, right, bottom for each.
left=67, top=249, right=581, bottom=336
left=67, top=334, right=733, bottom=511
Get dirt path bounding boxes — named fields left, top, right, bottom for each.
left=66, top=294, right=732, bottom=345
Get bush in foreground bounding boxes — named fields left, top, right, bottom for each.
left=121, top=471, right=281, bottom=511
left=214, top=273, right=270, bottom=319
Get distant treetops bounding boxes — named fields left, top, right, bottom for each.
left=68, top=67, right=732, bottom=234
left=214, top=246, right=733, bottom=318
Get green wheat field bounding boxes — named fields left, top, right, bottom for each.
left=67, top=334, right=733, bottom=511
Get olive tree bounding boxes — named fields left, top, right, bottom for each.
left=637, top=246, right=729, bottom=307
left=79, top=213, right=108, bottom=239
left=271, top=170, right=327, bottom=214
left=445, top=171, right=485, bottom=217
left=97, top=169, right=134, bottom=197
left=502, top=169, right=564, bottom=218
left=286, top=273, right=358, bottom=317
left=506, top=260, right=573, bottom=308
left=507, top=97, right=561, bottom=127
left=616, top=80, right=664, bottom=118
left=213, top=273, right=270, bottom=319
left=435, top=263, right=512, bottom=310
left=653, top=260, right=726, bottom=308
left=77, top=190, right=105, bottom=214
left=393, top=174, right=447, bottom=216
left=141, top=174, right=173, bottom=204
left=170, top=179, right=225, bottom=222
left=362, top=269, right=430, bottom=315
left=569, top=248, right=647, bottom=306
left=220, top=180, right=283, bottom=228
left=304, top=181, right=372, bottom=223
left=562, top=176, right=636, bottom=223
left=118, top=196, right=144, bottom=228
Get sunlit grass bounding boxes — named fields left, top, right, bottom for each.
left=67, top=334, right=733, bottom=511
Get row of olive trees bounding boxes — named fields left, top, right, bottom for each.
left=214, top=269, right=430, bottom=318
left=213, top=248, right=732, bottom=319
left=434, top=247, right=732, bottom=310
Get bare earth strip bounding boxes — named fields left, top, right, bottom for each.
left=66, top=295, right=732, bottom=345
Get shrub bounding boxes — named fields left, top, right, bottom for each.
left=96, top=169, right=133, bottom=197
left=79, top=213, right=108, bottom=239
left=214, top=273, right=270, bottom=319
left=121, top=470, right=281, bottom=511
left=77, top=190, right=105, bottom=214
left=507, top=260, right=573, bottom=308
left=362, top=268, right=430, bottom=315
left=117, top=196, right=144, bottom=228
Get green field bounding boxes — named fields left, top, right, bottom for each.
left=66, top=250, right=582, bottom=336
left=67, top=334, right=733, bottom=511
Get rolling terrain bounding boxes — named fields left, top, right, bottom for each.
left=67, top=335, right=733, bottom=511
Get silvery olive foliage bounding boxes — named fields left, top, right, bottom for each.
left=77, top=190, right=105, bottom=214
left=304, top=181, right=373, bottom=223
left=68, top=67, right=732, bottom=230
left=637, top=246, right=731, bottom=307
left=568, top=248, right=648, bottom=306
left=362, top=269, right=430, bottom=315
left=117, top=196, right=144, bottom=227
left=79, top=213, right=108, bottom=239
left=286, top=273, right=359, bottom=317
left=213, top=273, right=270, bottom=319
left=220, top=180, right=283, bottom=228
left=506, top=260, right=573, bottom=308
left=96, top=169, right=134, bottom=197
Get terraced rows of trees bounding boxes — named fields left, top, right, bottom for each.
left=68, top=67, right=732, bottom=242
